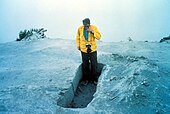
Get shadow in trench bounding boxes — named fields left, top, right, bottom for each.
left=57, top=63, right=105, bottom=108
left=67, top=81, right=97, bottom=108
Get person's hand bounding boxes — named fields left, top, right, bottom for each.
left=86, top=28, right=94, bottom=34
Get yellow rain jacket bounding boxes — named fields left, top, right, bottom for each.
left=76, top=25, right=101, bottom=53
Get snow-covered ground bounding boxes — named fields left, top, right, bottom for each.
left=0, top=38, right=170, bottom=114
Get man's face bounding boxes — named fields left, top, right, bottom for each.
left=84, top=24, right=90, bottom=30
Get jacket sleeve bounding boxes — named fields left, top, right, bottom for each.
left=93, top=26, right=101, bottom=40
left=76, top=28, right=80, bottom=48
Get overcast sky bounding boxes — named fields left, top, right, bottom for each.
left=0, top=0, right=170, bottom=43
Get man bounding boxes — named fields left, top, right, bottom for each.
left=76, top=18, right=101, bottom=85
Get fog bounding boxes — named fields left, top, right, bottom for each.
left=0, top=0, right=170, bottom=43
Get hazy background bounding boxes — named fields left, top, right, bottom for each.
left=0, top=0, right=170, bottom=43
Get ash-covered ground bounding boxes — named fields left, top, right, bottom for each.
left=0, top=39, right=170, bottom=114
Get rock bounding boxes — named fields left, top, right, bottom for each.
left=160, top=36, right=170, bottom=43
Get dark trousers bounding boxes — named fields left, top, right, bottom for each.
left=81, top=51, right=97, bottom=82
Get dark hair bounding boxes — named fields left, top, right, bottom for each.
left=83, top=18, right=90, bottom=25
